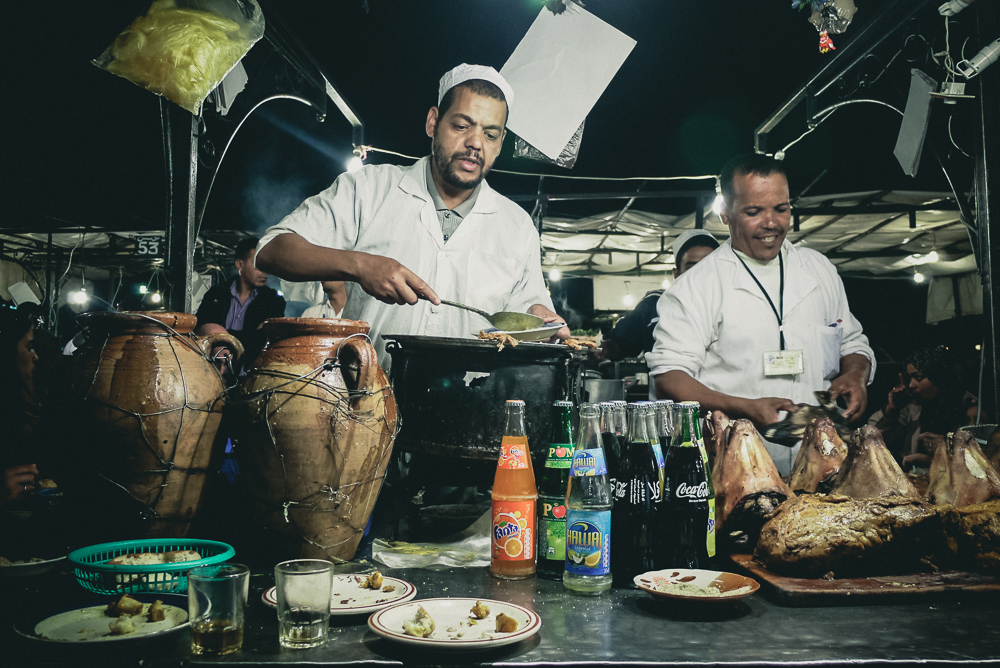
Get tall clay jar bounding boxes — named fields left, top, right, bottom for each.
left=63, top=312, right=240, bottom=538
left=231, top=318, right=398, bottom=562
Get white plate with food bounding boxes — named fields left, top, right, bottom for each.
left=0, top=555, right=65, bottom=577
left=17, top=594, right=188, bottom=643
left=476, top=323, right=565, bottom=343
left=262, top=573, right=416, bottom=616
left=634, top=568, right=759, bottom=603
left=368, top=597, right=541, bottom=650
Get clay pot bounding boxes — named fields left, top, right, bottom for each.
left=232, top=318, right=397, bottom=562
left=64, top=312, right=240, bottom=538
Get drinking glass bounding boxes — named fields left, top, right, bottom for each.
left=274, top=559, right=334, bottom=649
left=187, top=563, right=250, bottom=656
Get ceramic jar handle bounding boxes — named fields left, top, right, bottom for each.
left=198, top=332, right=245, bottom=365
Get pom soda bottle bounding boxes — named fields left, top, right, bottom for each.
left=491, top=399, right=537, bottom=580
left=563, top=403, right=612, bottom=595
left=537, top=401, right=574, bottom=580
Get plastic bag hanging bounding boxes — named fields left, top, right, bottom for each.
left=513, top=121, right=585, bottom=169
left=92, top=0, right=265, bottom=115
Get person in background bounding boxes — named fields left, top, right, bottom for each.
left=301, top=281, right=347, bottom=319
left=647, top=153, right=875, bottom=476
left=868, top=345, right=975, bottom=470
left=0, top=305, right=43, bottom=508
left=255, top=63, right=568, bottom=371
left=196, top=236, right=286, bottom=374
left=596, top=229, right=719, bottom=362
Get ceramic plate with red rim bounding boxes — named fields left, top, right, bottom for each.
left=367, top=598, right=541, bottom=650
left=262, top=574, right=416, bottom=616
left=634, top=568, right=760, bottom=602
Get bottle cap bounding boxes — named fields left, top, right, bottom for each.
left=506, top=399, right=525, bottom=406
left=553, top=400, right=573, bottom=407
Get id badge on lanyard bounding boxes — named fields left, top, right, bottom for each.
left=735, top=251, right=805, bottom=377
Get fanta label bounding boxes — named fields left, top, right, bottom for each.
left=498, top=440, right=531, bottom=470
left=570, top=448, right=608, bottom=477
left=564, top=510, right=611, bottom=575
left=491, top=500, right=535, bottom=561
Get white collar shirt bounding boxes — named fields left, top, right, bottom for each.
left=645, top=239, right=875, bottom=475
left=258, top=157, right=553, bottom=371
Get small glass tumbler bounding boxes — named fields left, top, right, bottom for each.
left=274, top=559, right=334, bottom=649
left=187, top=563, right=250, bottom=656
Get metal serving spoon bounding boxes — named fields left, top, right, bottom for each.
left=425, top=297, right=546, bottom=331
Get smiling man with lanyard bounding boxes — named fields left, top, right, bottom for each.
left=646, top=153, right=875, bottom=474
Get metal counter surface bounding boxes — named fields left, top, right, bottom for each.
left=6, top=564, right=1000, bottom=667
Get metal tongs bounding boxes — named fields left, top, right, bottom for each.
left=762, top=390, right=852, bottom=446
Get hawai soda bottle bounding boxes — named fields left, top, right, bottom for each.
left=491, top=400, right=537, bottom=580
left=563, top=403, right=613, bottom=595
left=537, top=401, right=574, bottom=580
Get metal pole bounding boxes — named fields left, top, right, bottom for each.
left=975, top=1, right=1000, bottom=421
left=162, top=101, right=199, bottom=313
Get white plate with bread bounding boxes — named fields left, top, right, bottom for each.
left=15, top=594, right=188, bottom=643
left=368, top=598, right=540, bottom=650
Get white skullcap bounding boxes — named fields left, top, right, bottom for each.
left=437, top=63, right=514, bottom=112
left=672, top=229, right=720, bottom=262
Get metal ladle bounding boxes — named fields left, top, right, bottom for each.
left=433, top=298, right=545, bottom=331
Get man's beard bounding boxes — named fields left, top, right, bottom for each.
left=432, top=137, right=487, bottom=191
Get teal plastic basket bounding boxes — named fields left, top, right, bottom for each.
left=67, top=539, right=235, bottom=595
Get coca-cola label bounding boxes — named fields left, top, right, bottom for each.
left=673, top=481, right=709, bottom=500
left=570, top=448, right=608, bottom=477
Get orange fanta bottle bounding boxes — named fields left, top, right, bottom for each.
left=491, top=399, right=538, bottom=580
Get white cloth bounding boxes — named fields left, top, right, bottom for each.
left=301, top=301, right=344, bottom=319
left=258, top=157, right=553, bottom=371
left=646, top=239, right=875, bottom=475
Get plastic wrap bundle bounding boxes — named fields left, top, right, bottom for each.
left=92, top=0, right=265, bottom=114
left=513, top=121, right=585, bottom=169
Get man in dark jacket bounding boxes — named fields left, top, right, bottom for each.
left=196, top=237, right=286, bottom=373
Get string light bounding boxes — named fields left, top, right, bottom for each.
left=150, top=291, right=163, bottom=304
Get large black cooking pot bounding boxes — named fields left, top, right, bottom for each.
left=384, top=335, right=587, bottom=462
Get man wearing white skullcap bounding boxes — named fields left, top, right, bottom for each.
left=257, top=64, right=568, bottom=371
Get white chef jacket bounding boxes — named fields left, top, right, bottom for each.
left=257, top=157, right=553, bottom=371
left=301, top=301, right=344, bottom=319
left=645, top=239, right=875, bottom=475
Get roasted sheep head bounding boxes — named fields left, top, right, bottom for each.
left=704, top=410, right=731, bottom=466
left=789, top=416, right=848, bottom=494
left=927, top=430, right=1000, bottom=507
left=830, top=425, right=920, bottom=500
left=711, top=418, right=794, bottom=552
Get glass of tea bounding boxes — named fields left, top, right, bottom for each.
left=274, top=559, right=334, bottom=649
left=187, top=563, right=250, bottom=656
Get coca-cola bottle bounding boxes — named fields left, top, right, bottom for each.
left=660, top=403, right=712, bottom=570
left=610, top=403, right=661, bottom=586
left=599, top=402, right=622, bottom=495
left=680, top=401, right=716, bottom=563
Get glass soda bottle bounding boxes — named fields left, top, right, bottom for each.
left=684, top=401, right=717, bottom=564
left=611, top=403, right=661, bottom=587
left=563, top=403, right=612, bottom=595
left=599, top=402, right=622, bottom=498
left=660, top=403, right=712, bottom=570
left=537, top=401, right=574, bottom=580
left=640, top=402, right=666, bottom=495
left=491, top=399, right=537, bottom=580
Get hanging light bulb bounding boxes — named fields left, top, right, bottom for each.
left=138, top=285, right=148, bottom=295
left=913, top=271, right=926, bottom=284
left=346, top=145, right=367, bottom=173
left=548, top=268, right=562, bottom=282
left=68, top=287, right=89, bottom=305
left=622, top=293, right=635, bottom=307
left=661, top=276, right=671, bottom=290
left=712, top=194, right=725, bottom=216
left=151, top=291, right=163, bottom=304
left=926, top=250, right=939, bottom=263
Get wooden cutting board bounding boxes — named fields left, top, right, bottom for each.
left=729, top=554, right=1000, bottom=606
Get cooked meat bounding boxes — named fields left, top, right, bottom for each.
left=477, top=330, right=518, bottom=351
left=789, top=417, right=848, bottom=494
left=704, top=410, right=731, bottom=466
left=985, top=426, right=1000, bottom=473
left=940, top=499, right=1000, bottom=573
left=830, top=426, right=920, bottom=500
left=711, top=419, right=794, bottom=552
left=754, top=493, right=946, bottom=577
left=928, top=430, right=1000, bottom=507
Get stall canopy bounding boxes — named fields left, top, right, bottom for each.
left=538, top=190, right=972, bottom=279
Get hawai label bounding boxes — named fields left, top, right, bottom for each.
left=569, top=448, right=608, bottom=477
left=491, top=500, right=535, bottom=561
left=564, top=510, right=611, bottom=575
left=651, top=443, right=665, bottom=470
left=497, top=438, right=531, bottom=470
left=538, top=493, right=567, bottom=562
left=544, top=442, right=574, bottom=470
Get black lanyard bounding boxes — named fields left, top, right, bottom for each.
left=734, top=251, right=785, bottom=350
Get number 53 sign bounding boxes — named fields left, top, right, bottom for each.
left=136, top=236, right=162, bottom=256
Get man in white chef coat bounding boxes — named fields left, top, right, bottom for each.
left=646, top=153, right=875, bottom=474
left=256, top=64, right=568, bottom=370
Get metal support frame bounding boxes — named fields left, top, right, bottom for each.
left=975, top=1, right=1000, bottom=421
left=163, top=102, right=199, bottom=313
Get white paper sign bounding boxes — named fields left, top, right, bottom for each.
left=501, top=2, right=636, bottom=160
